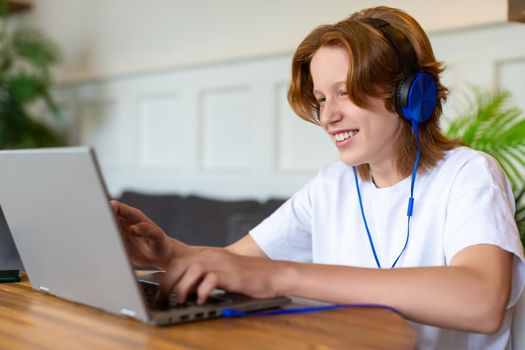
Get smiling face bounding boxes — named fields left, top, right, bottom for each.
left=310, top=46, right=403, bottom=178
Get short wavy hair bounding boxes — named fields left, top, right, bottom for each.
left=287, top=6, right=459, bottom=180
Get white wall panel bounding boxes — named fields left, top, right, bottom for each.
left=138, top=95, right=184, bottom=169
left=200, top=88, right=252, bottom=170
left=56, top=23, right=525, bottom=199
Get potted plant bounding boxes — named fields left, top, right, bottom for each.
left=444, top=87, right=525, bottom=246
left=0, top=0, right=64, bottom=149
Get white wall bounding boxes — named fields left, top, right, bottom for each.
left=51, top=21, right=525, bottom=199
left=16, top=1, right=525, bottom=199
left=21, top=0, right=508, bottom=82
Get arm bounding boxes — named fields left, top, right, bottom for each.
left=225, top=234, right=269, bottom=258
left=277, top=243, right=512, bottom=334
left=160, top=243, right=512, bottom=334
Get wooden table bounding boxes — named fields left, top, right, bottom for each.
left=0, top=275, right=416, bottom=350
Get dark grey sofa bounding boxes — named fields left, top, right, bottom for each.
left=118, top=191, right=286, bottom=247
left=0, top=192, right=286, bottom=269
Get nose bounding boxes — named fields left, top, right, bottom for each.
left=319, top=98, right=343, bottom=126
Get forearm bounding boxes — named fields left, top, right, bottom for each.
left=166, top=233, right=267, bottom=260
left=275, top=259, right=510, bottom=333
left=163, top=236, right=260, bottom=269
left=156, top=238, right=194, bottom=270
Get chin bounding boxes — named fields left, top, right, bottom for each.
left=338, top=151, right=364, bottom=167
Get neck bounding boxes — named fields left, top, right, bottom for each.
left=369, top=163, right=405, bottom=188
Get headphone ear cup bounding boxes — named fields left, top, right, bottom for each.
left=396, top=73, right=415, bottom=120
left=398, top=72, right=437, bottom=124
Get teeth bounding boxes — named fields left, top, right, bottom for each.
left=334, top=130, right=358, bottom=142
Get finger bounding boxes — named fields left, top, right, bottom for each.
left=174, top=265, right=204, bottom=304
left=116, top=216, right=133, bottom=234
left=111, top=201, right=152, bottom=224
left=109, top=200, right=120, bottom=215
left=196, top=273, right=218, bottom=305
left=158, top=259, right=186, bottom=300
left=129, top=222, right=163, bottom=240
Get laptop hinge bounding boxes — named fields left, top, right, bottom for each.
left=119, top=308, right=137, bottom=318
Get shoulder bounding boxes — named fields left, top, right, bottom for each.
left=435, top=146, right=512, bottom=197
left=442, top=146, right=498, bottom=167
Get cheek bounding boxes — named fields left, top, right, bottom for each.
left=371, top=116, right=402, bottom=138
left=357, top=118, right=401, bottom=153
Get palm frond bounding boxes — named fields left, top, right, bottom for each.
left=11, top=27, right=60, bottom=75
left=489, top=148, right=523, bottom=189
left=445, top=88, right=525, bottom=191
left=461, top=89, right=511, bottom=145
left=471, top=108, right=522, bottom=148
left=0, top=13, right=64, bottom=149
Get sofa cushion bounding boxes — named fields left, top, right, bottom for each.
left=176, top=195, right=261, bottom=246
left=225, top=199, right=286, bottom=244
left=118, top=192, right=269, bottom=247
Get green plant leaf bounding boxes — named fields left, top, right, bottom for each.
left=0, top=9, right=64, bottom=150
left=12, top=27, right=60, bottom=74
left=505, top=145, right=524, bottom=171
left=0, top=0, right=8, bottom=16
left=490, top=148, right=522, bottom=189
left=7, top=72, right=41, bottom=103
left=41, top=90, right=60, bottom=119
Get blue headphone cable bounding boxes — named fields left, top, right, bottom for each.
left=223, top=124, right=421, bottom=319
left=222, top=303, right=400, bottom=318
left=354, top=121, right=421, bottom=269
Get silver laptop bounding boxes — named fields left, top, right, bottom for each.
left=0, top=147, right=290, bottom=325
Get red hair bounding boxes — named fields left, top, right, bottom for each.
left=288, top=6, right=459, bottom=180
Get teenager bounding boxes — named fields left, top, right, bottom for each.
left=112, top=6, right=524, bottom=349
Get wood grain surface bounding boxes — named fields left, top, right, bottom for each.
left=0, top=275, right=416, bottom=349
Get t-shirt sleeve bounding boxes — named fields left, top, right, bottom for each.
left=249, top=176, right=317, bottom=263
left=443, top=153, right=525, bottom=307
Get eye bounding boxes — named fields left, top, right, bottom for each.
left=314, top=97, right=324, bottom=120
left=339, top=90, right=348, bottom=97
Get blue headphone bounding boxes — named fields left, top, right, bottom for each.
left=313, top=18, right=437, bottom=125
left=352, top=18, right=437, bottom=268
left=361, top=17, right=437, bottom=125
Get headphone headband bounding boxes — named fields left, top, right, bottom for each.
left=360, top=18, right=418, bottom=73
left=360, top=17, right=437, bottom=124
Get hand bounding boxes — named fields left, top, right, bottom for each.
left=158, top=248, right=284, bottom=304
left=110, top=200, right=190, bottom=269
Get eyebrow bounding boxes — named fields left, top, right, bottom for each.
left=312, top=81, right=347, bottom=95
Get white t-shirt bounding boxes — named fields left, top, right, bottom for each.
left=250, top=146, right=525, bottom=350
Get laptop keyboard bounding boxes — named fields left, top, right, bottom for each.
left=140, top=281, right=228, bottom=310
